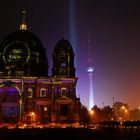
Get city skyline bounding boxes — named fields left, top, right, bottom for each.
left=0, top=0, right=140, bottom=109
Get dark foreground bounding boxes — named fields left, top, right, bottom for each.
left=0, top=127, right=140, bottom=140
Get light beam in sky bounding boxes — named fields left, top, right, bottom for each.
left=69, top=0, right=77, bottom=66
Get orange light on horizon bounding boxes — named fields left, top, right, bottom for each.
left=90, top=110, right=94, bottom=115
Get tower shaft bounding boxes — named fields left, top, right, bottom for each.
left=88, top=71, right=94, bottom=110
left=87, top=30, right=94, bottom=110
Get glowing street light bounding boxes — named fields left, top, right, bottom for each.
left=31, top=112, right=35, bottom=123
left=120, top=106, right=129, bottom=120
left=90, top=110, right=94, bottom=115
left=121, top=106, right=125, bottom=110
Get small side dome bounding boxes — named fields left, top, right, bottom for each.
left=53, top=38, right=74, bottom=54
left=52, top=38, right=75, bottom=77
left=0, top=30, right=48, bottom=77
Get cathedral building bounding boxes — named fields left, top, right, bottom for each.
left=0, top=12, right=81, bottom=124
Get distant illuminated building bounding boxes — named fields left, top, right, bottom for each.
left=0, top=11, right=81, bottom=123
left=87, top=66, right=94, bottom=110
left=87, top=31, right=94, bottom=110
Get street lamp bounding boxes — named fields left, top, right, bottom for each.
left=31, top=112, right=35, bottom=123
left=90, top=110, right=94, bottom=115
left=89, top=110, right=94, bottom=124
left=19, top=95, right=22, bottom=122
left=121, top=106, right=129, bottom=121
left=121, top=106, right=125, bottom=110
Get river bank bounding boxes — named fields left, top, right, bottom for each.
left=0, top=127, right=140, bottom=140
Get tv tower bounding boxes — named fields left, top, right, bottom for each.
left=87, top=30, right=94, bottom=110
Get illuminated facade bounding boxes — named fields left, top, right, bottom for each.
left=0, top=12, right=81, bottom=124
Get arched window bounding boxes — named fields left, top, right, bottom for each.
left=40, top=88, right=46, bottom=97
left=28, top=88, right=32, bottom=98
left=61, top=87, right=66, bottom=96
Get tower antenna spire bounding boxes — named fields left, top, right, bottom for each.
left=20, top=10, right=28, bottom=30
left=87, top=30, right=93, bottom=65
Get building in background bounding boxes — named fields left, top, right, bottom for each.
left=0, top=12, right=81, bottom=124
left=87, top=31, right=94, bottom=110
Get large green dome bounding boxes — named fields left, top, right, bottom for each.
left=0, top=30, right=48, bottom=77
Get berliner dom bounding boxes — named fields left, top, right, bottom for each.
left=0, top=11, right=81, bottom=124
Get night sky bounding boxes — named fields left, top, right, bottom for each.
left=0, top=0, right=140, bottom=109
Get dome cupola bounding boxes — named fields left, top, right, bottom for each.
left=52, top=38, right=75, bottom=77
left=0, top=11, right=48, bottom=77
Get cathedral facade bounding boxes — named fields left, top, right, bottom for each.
left=0, top=14, right=81, bottom=124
